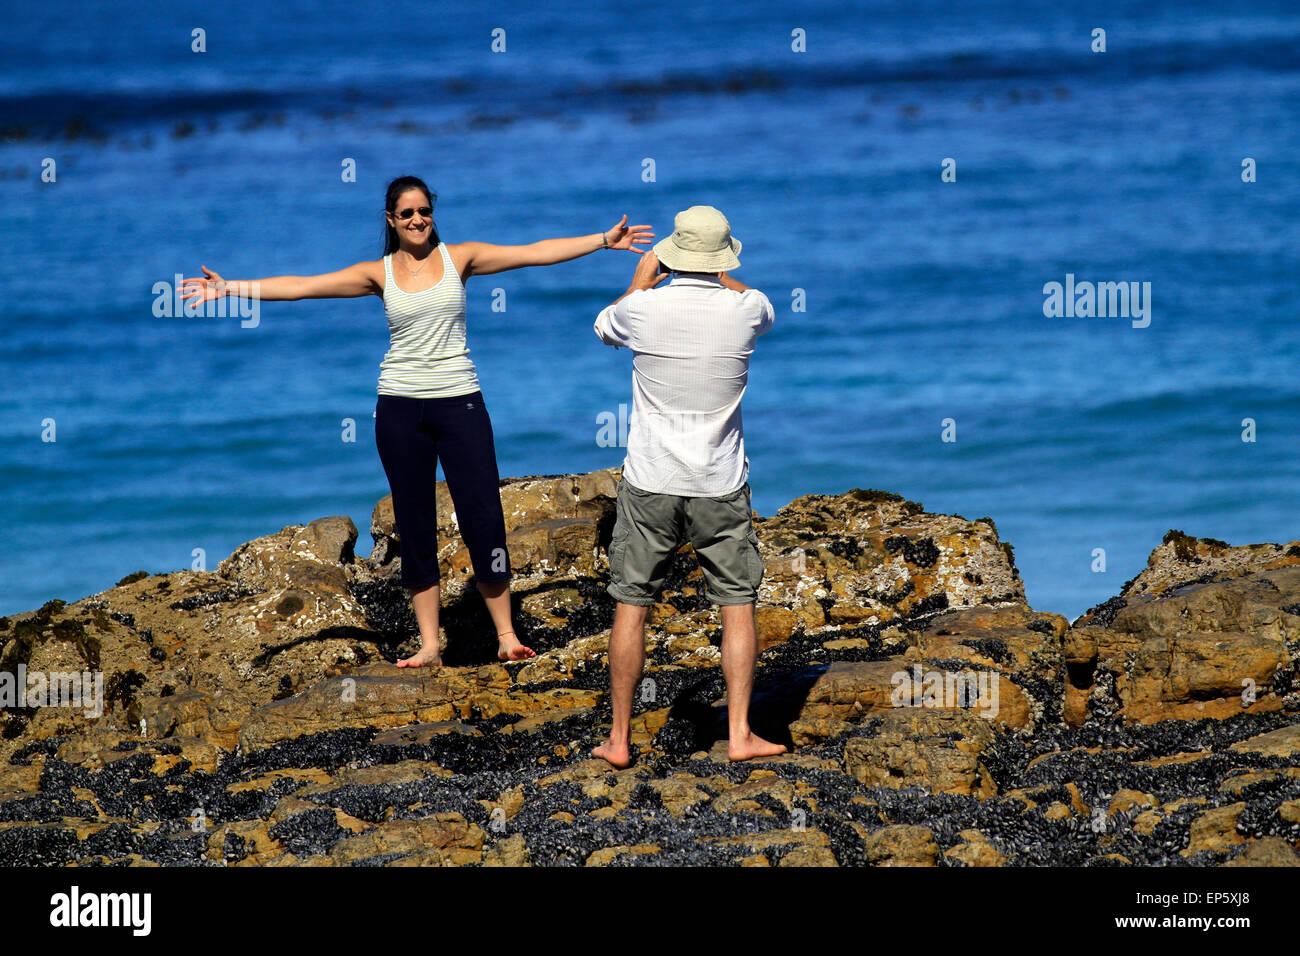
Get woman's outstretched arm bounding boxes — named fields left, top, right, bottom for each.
left=455, top=214, right=654, bottom=278
left=179, top=261, right=382, bottom=304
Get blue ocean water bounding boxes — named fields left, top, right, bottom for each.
left=2, top=1, right=1298, bottom=620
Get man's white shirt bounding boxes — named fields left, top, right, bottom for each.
left=594, top=273, right=775, bottom=497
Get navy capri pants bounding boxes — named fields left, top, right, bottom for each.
left=374, top=391, right=512, bottom=591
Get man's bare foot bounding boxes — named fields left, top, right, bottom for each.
left=728, top=732, right=787, bottom=762
left=591, top=739, right=632, bottom=769
left=497, top=630, right=536, bottom=662
left=397, top=646, right=442, bottom=668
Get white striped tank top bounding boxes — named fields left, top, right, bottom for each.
left=377, top=242, right=480, bottom=398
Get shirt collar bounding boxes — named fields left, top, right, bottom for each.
left=666, top=272, right=724, bottom=287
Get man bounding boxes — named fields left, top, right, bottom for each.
left=590, top=204, right=785, bottom=768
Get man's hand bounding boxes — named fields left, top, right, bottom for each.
left=630, top=250, right=669, bottom=291
left=718, top=270, right=750, bottom=292
left=606, top=249, right=668, bottom=309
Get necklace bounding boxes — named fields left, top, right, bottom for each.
left=400, top=251, right=431, bottom=276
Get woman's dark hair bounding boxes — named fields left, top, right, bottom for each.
left=381, top=175, right=439, bottom=256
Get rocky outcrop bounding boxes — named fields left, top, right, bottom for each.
left=0, top=473, right=1297, bottom=867
left=1065, top=532, right=1300, bottom=726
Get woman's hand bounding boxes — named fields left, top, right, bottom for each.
left=603, top=214, right=655, bottom=252
left=179, top=266, right=228, bottom=304
left=177, top=263, right=378, bottom=302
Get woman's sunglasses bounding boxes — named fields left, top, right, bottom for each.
left=393, top=206, right=433, bottom=221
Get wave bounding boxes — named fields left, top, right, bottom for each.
left=4, top=32, right=1297, bottom=139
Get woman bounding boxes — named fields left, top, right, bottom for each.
left=180, top=175, right=653, bottom=668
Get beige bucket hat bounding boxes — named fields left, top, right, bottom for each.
left=652, top=205, right=742, bottom=272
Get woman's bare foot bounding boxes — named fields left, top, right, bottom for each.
left=397, top=645, right=442, bottom=668
left=591, top=739, right=632, bottom=769
left=728, top=732, right=787, bottom=762
left=497, top=630, right=536, bottom=662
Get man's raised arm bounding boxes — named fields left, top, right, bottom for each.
left=594, top=249, right=668, bottom=349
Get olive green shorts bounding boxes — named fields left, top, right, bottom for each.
left=606, top=477, right=764, bottom=607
